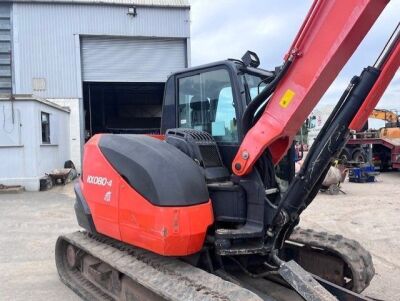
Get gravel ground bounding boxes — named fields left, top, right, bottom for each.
left=0, top=185, right=80, bottom=301
left=0, top=172, right=399, bottom=300
left=300, top=171, right=400, bottom=300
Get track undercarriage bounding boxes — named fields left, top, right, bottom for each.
left=56, top=228, right=374, bottom=301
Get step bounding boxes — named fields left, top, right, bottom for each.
left=216, top=224, right=264, bottom=239
left=216, top=239, right=266, bottom=256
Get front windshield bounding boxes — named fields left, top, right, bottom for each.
left=241, top=73, right=268, bottom=103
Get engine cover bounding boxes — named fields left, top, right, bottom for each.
left=76, top=134, right=214, bottom=256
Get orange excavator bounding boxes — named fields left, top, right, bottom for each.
left=370, top=109, right=399, bottom=124
left=370, top=109, right=400, bottom=139
left=55, top=1, right=399, bottom=300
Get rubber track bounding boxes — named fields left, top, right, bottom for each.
left=287, top=228, right=375, bottom=293
left=57, top=231, right=263, bottom=301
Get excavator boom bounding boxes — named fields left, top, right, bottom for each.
left=232, top=0, right=389, bottom=175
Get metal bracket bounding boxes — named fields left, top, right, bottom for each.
left=279, top=260, right=338, bottom=301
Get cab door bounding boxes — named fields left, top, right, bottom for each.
left=175, top=66, right=243, bottom=169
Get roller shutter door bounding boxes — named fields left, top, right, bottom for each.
left=81, top=37, right=186, bottom=82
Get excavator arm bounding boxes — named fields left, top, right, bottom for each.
left=229, top=0, right=399, bottom=295
left=266, top=26, right=399, bottom=299
left=368, top=109, right=399, bottom=123
left=232, top=0, right=390, bottom=176
left=232, top=2, right=399, bottom=297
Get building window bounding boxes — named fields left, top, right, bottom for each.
left=41, top=112, right=50, bottom=144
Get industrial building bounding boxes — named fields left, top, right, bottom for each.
left=0, top=0, right=190, bottom=190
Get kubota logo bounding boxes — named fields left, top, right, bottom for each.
left=86, top=175, right=112, bottom=187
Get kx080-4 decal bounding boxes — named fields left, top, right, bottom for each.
left=86, top=175, right=112, bottom=187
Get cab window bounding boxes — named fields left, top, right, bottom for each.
left=178, top=68, right=238, bottom=143
left=242, top=73, right=267, bottom=102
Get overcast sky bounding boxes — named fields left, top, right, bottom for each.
left=188, top=0, right=399, bottom=126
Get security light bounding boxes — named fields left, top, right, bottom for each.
left=242, top=50, right=260, bottom=68
left=127, top=7, right=137, bottom=17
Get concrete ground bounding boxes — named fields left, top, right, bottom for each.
left=0, top=172, right=399, bottom=301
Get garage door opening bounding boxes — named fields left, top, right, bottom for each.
left=83, top=82, right=164, bottom=139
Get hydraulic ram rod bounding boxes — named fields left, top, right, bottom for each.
left=350, top=22, right=400, bottom=131
left=270, top=25, right=400, bottom=250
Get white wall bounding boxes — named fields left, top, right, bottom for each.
left=307, top=105, right=334, bottom=147
left=50, top=99, right=81, bottom=171
left=0, top=99, right=70, bottom=191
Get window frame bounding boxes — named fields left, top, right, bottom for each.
left=175, top=65, right=242, bottom=145
left=41, top=111, right=51, bottom=144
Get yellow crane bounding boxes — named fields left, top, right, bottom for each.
left=370, top=108, right=399, bottom=123
left=369, top=109, right=400, bottom=139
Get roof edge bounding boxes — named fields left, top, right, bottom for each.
left=0, top=95, right=71, bottom=113
left=5, top=0, right=190, bottom=9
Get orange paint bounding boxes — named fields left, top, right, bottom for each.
left=81, top=134, right=213, bottom=256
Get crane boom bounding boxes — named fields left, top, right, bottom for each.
left=232, top=0, right=389, bottom=176
left=369, top=109, right=398, bottom=123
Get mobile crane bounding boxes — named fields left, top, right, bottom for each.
left=55, top=1, right=400, bottom=300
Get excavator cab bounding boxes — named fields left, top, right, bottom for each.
left=161, top=57, right=295, bottom=180
left=162, top=58, right=271, bottom=165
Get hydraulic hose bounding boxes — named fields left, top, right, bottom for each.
left=242, top=60, right=292, bottom=134
left=270, top=66, right=380, bottom=251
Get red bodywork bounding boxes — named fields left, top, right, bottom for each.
left=232, top=0, right=389, bottom=176
left=350, top=37, right=400, bottom=131
left=81, top=135, right=214, bottom=256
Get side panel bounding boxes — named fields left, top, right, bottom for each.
left=82, top=135, right=121, bottom=239
left=81, top=134, right=214, bottom=256
left=118, top=184, right=214, bottom=256
left=74, top=181, right=98, bottom=234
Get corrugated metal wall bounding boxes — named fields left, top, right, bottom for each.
left=12, top=0, right=190, bottom=8
left=81, top=37, right=186, bottom=82
left=12, top=3, right=190, bottom=98
left=0, top=4, right=11, bottom=95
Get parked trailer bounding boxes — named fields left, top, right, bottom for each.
left=345, top=134, right=400, bottom=170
